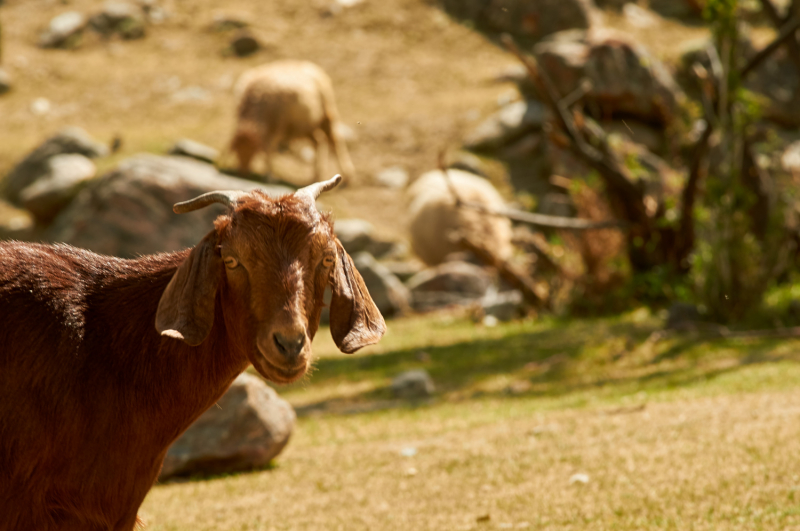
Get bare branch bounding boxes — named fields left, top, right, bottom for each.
left=741, top=16, right=800, bottom=78
left=457, top=198, right=627, bottom=230
left=756, top=0, right=800, bottom=73
left=458, top=235, right=544, bottom=308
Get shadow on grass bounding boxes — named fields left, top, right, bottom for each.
left=158, top=461, right=279, bottom=485
left=292, top=318, right=800, bottom=417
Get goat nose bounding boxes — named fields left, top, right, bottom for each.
left=273, top=331, right=306, bottom=360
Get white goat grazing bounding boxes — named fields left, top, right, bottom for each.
left=407, top=169, right=513, bottom=266
left=229, top=60, right=355, bottom=181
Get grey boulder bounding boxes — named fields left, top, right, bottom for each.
left=19, top=154, right=97, bottom=224
left=464, top=99, right=547, bottom=152
left=168, top=138, right=220, bottom=164
left=534, top=30, right=684, bottom=125
left=2, top=127, right=108, bottom=206
left=406, top=261, right=493, bottom=310
left=352, top=252, right=410, bottom=318
left=45, top=154, right=291, bottom=257
left=160, top=373, right=295, bottom=479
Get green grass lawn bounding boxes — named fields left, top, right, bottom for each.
left=141, top=308, right=800, bottom=530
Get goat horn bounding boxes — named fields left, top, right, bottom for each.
left=296, top=174, right=343, bottom=201
left=173, top=191, right=247, bottom=214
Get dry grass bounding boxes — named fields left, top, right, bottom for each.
left=143, top=393, right=800, bottom=530
left=140, top=309, right=800, bottom=530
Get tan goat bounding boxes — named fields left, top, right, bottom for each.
left=230, top=60, right=356, bottom=181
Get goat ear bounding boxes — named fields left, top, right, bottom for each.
left=155, top=231, right=222, bottom=346
left=328, top=238, right=386, bottom=353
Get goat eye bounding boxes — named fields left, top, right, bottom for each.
left=224, top=257, right=239, bottom=269
left=322, top=255, right=335, bottom=268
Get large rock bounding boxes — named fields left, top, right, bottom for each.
left=406, top=261, right=493, bottom=310
left=39, top=11, right=87, bottom=49
left=534, top=30, right=684, bottom=125
left=168, top=138, right=220, bottom=164
left=463, top=99, right=547, bottom=152
left=160, top=373, right=295, bottom=480
left=2, top=128, right=108, bottom=206
left=441, top=0, right=597, bottom=40
left=352, top=252, right=411, bottom=317
left=45, top=154, right=291, bottom=257
left=19, top=154, right=97, bottom=224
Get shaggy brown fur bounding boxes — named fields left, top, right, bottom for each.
left=0, top=189, right=384, bottom=530
left=230, top=60, right=356, bottom=181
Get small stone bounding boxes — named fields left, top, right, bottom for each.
left=414, top=350, right=431, bottom=363
left=406, top=261, right=493, bottom=311
left=171, top=86, right=211, bottom=104
left=39, top=11, right=87, bottom=49
left=665, top=302, right=701, bottom=330
left=0, top=67, right=11, bottom=95
left=230, top=31, right=260, bottom=57
left=569, top=473, right=590, bottom=485
left=30, top=98, right=52, bottom=116
left=463, top=100, right=546, bottom=152
left=90, top=1, right=147, bottom=39
left=374, top=166, right=409, bottom=189
left=210, top=14, right=249, bottom=32
left=391, top=369, right=435, bottom=399
left=168, top=138, right=219, bottom=163
left=481, top=289, right=524, bottom=322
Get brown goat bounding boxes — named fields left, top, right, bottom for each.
left=0, top=175, right=385, bottom=531
left=230, top=60, right=356, bottom=181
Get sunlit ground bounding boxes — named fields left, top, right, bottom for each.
left=142, top=308, right=800, bottom=530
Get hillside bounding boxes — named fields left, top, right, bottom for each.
left=0, top=0, right=527, bottom=239
left=0, top=0, right=734, bottom=240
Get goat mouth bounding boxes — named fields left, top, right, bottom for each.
left=256, top=354, right=307, bottom=384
